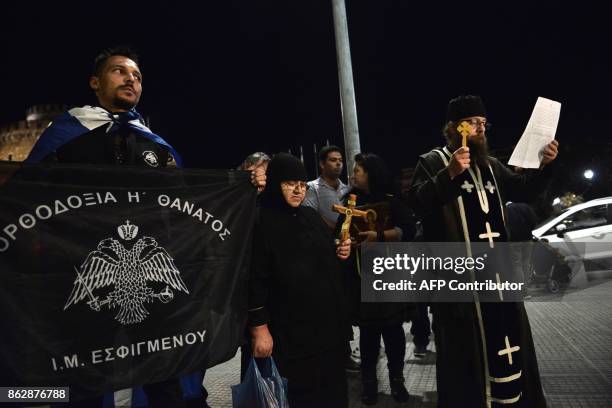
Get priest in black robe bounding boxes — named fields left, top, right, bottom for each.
left=248, top=153, right=352, bottom=408
left=406, top=95, right=559, bottom=407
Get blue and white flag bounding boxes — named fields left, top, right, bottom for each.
left=26, top=106, right=183, bottom=167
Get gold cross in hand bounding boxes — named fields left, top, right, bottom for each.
left=457, top=121, right=472, bottom=148
left=332, top=194, right=370, bottom=241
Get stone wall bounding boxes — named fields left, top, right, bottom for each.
left=0, top=105, right=66, bottom=161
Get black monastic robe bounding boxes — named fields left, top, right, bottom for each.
left=407, top=146, right=550, bottom=408
left=247, top=205, right=353, bottom=407
left=248, top=205, right=351, bottom=359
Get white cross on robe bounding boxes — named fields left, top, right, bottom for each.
left=461, top=180, right=475, bottom=193
left=479, top=221, right=500, bottom=248
left=498, top=335, right=520, bottom=365
left=485, top=180, right=496, bottom=194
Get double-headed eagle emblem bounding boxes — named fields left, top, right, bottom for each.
left=64, top=220, right=189, bottom=324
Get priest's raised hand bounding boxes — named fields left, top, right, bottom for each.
left=448, top=146, right=471, bottom=179
left=541, top=139, right=559, bottom=166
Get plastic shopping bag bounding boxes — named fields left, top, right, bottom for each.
left=232, top=357, right=289, bottom=408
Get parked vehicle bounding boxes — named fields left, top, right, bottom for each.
left=532, top=197, right=612, bottom=285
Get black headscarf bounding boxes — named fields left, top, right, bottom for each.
left=259, top=153, right=308, bottom=210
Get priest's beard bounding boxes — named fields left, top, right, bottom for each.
left=449, top=131, right=490, bottom=167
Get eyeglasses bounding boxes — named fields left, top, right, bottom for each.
left=462, top=118, right=492, bottom=131
left=281, top=181, right=308, bottom=191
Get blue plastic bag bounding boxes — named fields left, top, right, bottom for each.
left=232, top=357, right=289, bottom=408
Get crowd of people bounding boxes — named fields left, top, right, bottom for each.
left=26, top=46, right=559, bottom=407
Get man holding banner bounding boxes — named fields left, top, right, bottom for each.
left=0, top=46, right=265, bottom=407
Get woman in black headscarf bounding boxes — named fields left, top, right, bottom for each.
left=248, top=153, right=352, bottom=408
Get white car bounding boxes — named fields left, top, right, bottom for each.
left=532, top=197, right=612, bottom=266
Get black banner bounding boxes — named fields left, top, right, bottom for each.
left=0, top=162, right=256, bottom=398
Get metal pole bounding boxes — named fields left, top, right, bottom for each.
left=331, top=0, right=361, bottom=178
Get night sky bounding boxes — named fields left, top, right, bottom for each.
left=1, top=1, right=610, bottom=177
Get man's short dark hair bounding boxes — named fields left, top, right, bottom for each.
left=318, top=145, right=342, bottom=163
left=92, top=46, right=140, bottom=77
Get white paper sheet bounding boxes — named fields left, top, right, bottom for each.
left=508, top=97, right=561, bottom=169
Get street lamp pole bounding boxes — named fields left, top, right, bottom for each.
left=331, top=0, right=361, bottom=182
